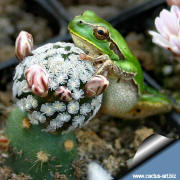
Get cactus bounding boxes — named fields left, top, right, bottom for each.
left=13, top=38, right=102, bottom=133
left=6, top=108, right=77, bottom=180
left=5, top=31, right=103, bottom=179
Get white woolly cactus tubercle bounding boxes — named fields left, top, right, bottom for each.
left=13, top=42, right=103, bottom=132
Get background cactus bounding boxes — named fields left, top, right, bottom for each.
left=6, top=40, right=103, bottom=179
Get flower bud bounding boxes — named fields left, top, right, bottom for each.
left=54, top=86, right=72, bottom=102
left=84, top=75, right=109, bottom=98
left=15, top=31, right=33, bottom=61
left=25, top=64, right=49, bottom=97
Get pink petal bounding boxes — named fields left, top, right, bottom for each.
left=149, top=31, right=170, bottom=48
left=171, top=5, right=180, bottom=18
left=160, top=9, right=179, bottom=36
left=169, top=36, right=180, bottom=54
left=155, top=17, right=169, bottom=39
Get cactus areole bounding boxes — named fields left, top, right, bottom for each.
left=13, top=42, right=103, bottom=133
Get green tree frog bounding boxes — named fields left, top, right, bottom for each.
left=68, top=10, right=172, bottom=119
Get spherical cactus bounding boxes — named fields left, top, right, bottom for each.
left=6, top=33, right=103, bottom=180
left=13, top=41, right=103, bottom=133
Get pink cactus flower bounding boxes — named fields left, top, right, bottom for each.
left=149, top=5, right=180, bottom=55
left=84, top=75, right=109, bottom=98
left=25, top=64, right=49, bottom=97
left=15, top=31, right=33, bottom=61
left=54, top=86, right=72, bottom=102
left=166, top=0, right=180, bottom=7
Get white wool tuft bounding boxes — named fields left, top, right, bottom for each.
left=88, top=162, right=113, bottom=180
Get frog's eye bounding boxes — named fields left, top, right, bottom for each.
left=93, top=27, right=109, bottom=40
left=78, top=20, right=83, bottom=24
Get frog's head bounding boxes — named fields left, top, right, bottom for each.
left=68, top=10, right=120, bottom=60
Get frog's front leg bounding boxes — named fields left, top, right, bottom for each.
left=80, top=53, right=111, bottom=74
left=80, top=54, right=112, bottom=97
left=80, top=53, right=135, bottom=98
left=80, top=53, right=137, bottom=80
left=80, top=53, right=109, bottom=63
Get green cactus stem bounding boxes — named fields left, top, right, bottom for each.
left=5, top=107, right=78, bottom=180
